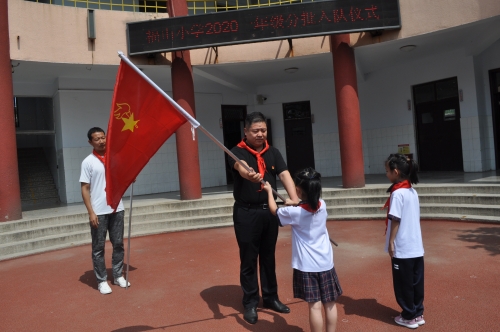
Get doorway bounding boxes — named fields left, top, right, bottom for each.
left=282, top=101, right=315, bottom=177
left=221, top=105, right=246, bottom=184
left=489, top=69, right=500, bottom=170
left=15, top=97, right=60, bottom=210
left=413, top=77, right=463, bottom=171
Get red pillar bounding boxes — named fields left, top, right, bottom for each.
left=0, top=1, right=22, bottom=220
left=168, top=0, right=202, bottom=200
left=330, top=34, right=365, bottom=188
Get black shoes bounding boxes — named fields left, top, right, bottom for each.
left=243, top=307, right=258, bottom=324
left=243, top=300, right=290, bottom=324
left=263, top=299, right=291, bottom=314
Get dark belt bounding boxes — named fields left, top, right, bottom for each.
left=235, top=201, right=269, bottom=210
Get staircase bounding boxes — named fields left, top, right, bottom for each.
left=0, top=184, right=499, bottom=261
left=17, top=148, right=60, bottom=210
left=323, top=185, right=500, bottom=223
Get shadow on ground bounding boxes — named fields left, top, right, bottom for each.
left=200, top=285, right=303, bottom=331
left=453, top=227, right=500, bottom=256
left=79, top=264, right=138, bottom=289
left=110, top=285, right=304, bottom=332
left=337, top=295, right=399, bottom=325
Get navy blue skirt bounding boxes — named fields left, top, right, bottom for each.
left=293, top=267, right=343, bottom=303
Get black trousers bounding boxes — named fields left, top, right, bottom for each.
left=391, top=256, right=424, bottom=320
left=233, top=204, right=280, bottom=309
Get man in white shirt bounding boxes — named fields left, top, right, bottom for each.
left=80, top=127, right=129, bottom=294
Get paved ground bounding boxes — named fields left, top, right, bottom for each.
left=1, top=219, right=499, bottom=331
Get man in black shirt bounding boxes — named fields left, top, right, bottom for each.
left=228, top=112, right=299, bottom=324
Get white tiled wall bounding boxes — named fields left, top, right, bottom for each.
left=62, top=141, right=181, bottom=203
left=62, top=137, right=231, bottom=204
left=479, top=115, right=495, bottom=171
left=313, top=133, right=341, bottom=177
left=362, top=124, right=417, bottom=174
left=198, top=140, right=227, bottom=188
left=460, top=116, right=482, bottom=172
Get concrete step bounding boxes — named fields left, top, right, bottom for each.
left=322, top=194, right=500, bottom=206
left=0, top=200, right=234, bottom=232
left=0, top=206, right=234, bottom=243
left=0, top=213, right=233, bottom=258
left=327, top=213, right=500, bottom=223
left=21, top=187, right=59, bottom=201
left=326, top=203, right=500, bottom=217
left=322, top=185, right=500, bottom=197
left=2, top=184, right=499, bottom=262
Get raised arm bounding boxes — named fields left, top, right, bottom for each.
left=263, top=181, right=278, bottom=216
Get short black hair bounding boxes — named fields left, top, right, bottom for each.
left=87, top=127, right=105, bottom=141
left=245, top=112, right=267, bottom=128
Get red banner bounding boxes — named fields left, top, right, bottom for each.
left=105, top=60, right=187, bottom=209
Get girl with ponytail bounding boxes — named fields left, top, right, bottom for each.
left=384, top=154, right=425, bottom=329
left=263, top=167, right=342, bottom=332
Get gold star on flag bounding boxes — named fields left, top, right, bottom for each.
left=121, top=113, right=140, bottom=132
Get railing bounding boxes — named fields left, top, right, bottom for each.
left=26, top=0, right=315, bottom=15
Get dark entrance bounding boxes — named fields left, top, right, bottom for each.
left=282, top=101, right=315, bottom=177
left=221, top=105, right=246, bottom=184
left=14, top=97, right=60, bottom=210
left=489, top=69, right=500, bottom=170
left=413, top=77, right=463, bottom=171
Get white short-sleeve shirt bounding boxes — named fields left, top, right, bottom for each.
left=384, top=188, right=424, bottom=258
left=79, top=153, right=124, bottom=215
left=277, top=199, right=334, bottom=272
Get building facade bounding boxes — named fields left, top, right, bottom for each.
left=2, top=0, right=500, bottom=218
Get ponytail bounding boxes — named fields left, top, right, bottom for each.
left=408, top=158, right=419, bottom=184
left=294, top=167, right=322, bottom=210
left=386, top=153, right=419, bottom=185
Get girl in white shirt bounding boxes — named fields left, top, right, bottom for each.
left=263, top=167, right=342, bottom=332
left=384, top=153, right=425, bottom=329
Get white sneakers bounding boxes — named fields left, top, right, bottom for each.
left=98, top=281, right=112, bottom=294
left=114, top=276, right=131, bottom=288
left=98, top=277, right=131, bottom=294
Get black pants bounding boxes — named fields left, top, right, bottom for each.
left=233, top=204, right=279, bottom=309
left=391, top=256, right=424, bottom=320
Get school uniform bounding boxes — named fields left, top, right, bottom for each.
left=277, top=199, right=342, bottom=303
left=386, top=187, right=425, bottom=320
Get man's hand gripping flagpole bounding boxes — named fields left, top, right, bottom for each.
left=116, top=51, right=337, bottom=249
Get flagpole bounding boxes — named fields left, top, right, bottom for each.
left=196, top=125, right=287, bottom=202
left=125, top=182, right=134, bottom=290
left=117, top=52, right=286, bottom=202
left=116, top=52, right=336, bottom=245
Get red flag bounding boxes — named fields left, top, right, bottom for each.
left=105, top=60, right=187, bottom=209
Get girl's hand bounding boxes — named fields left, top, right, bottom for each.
left=263, top=181, right=272, bottom=192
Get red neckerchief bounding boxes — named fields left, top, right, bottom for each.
left=237, top=139, right=270, bottom=190
left=382, top=180, right=411, bottom=234
left=298, top=200, right=322, bottom=213
left=92, top=150, right=105, bottom=165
